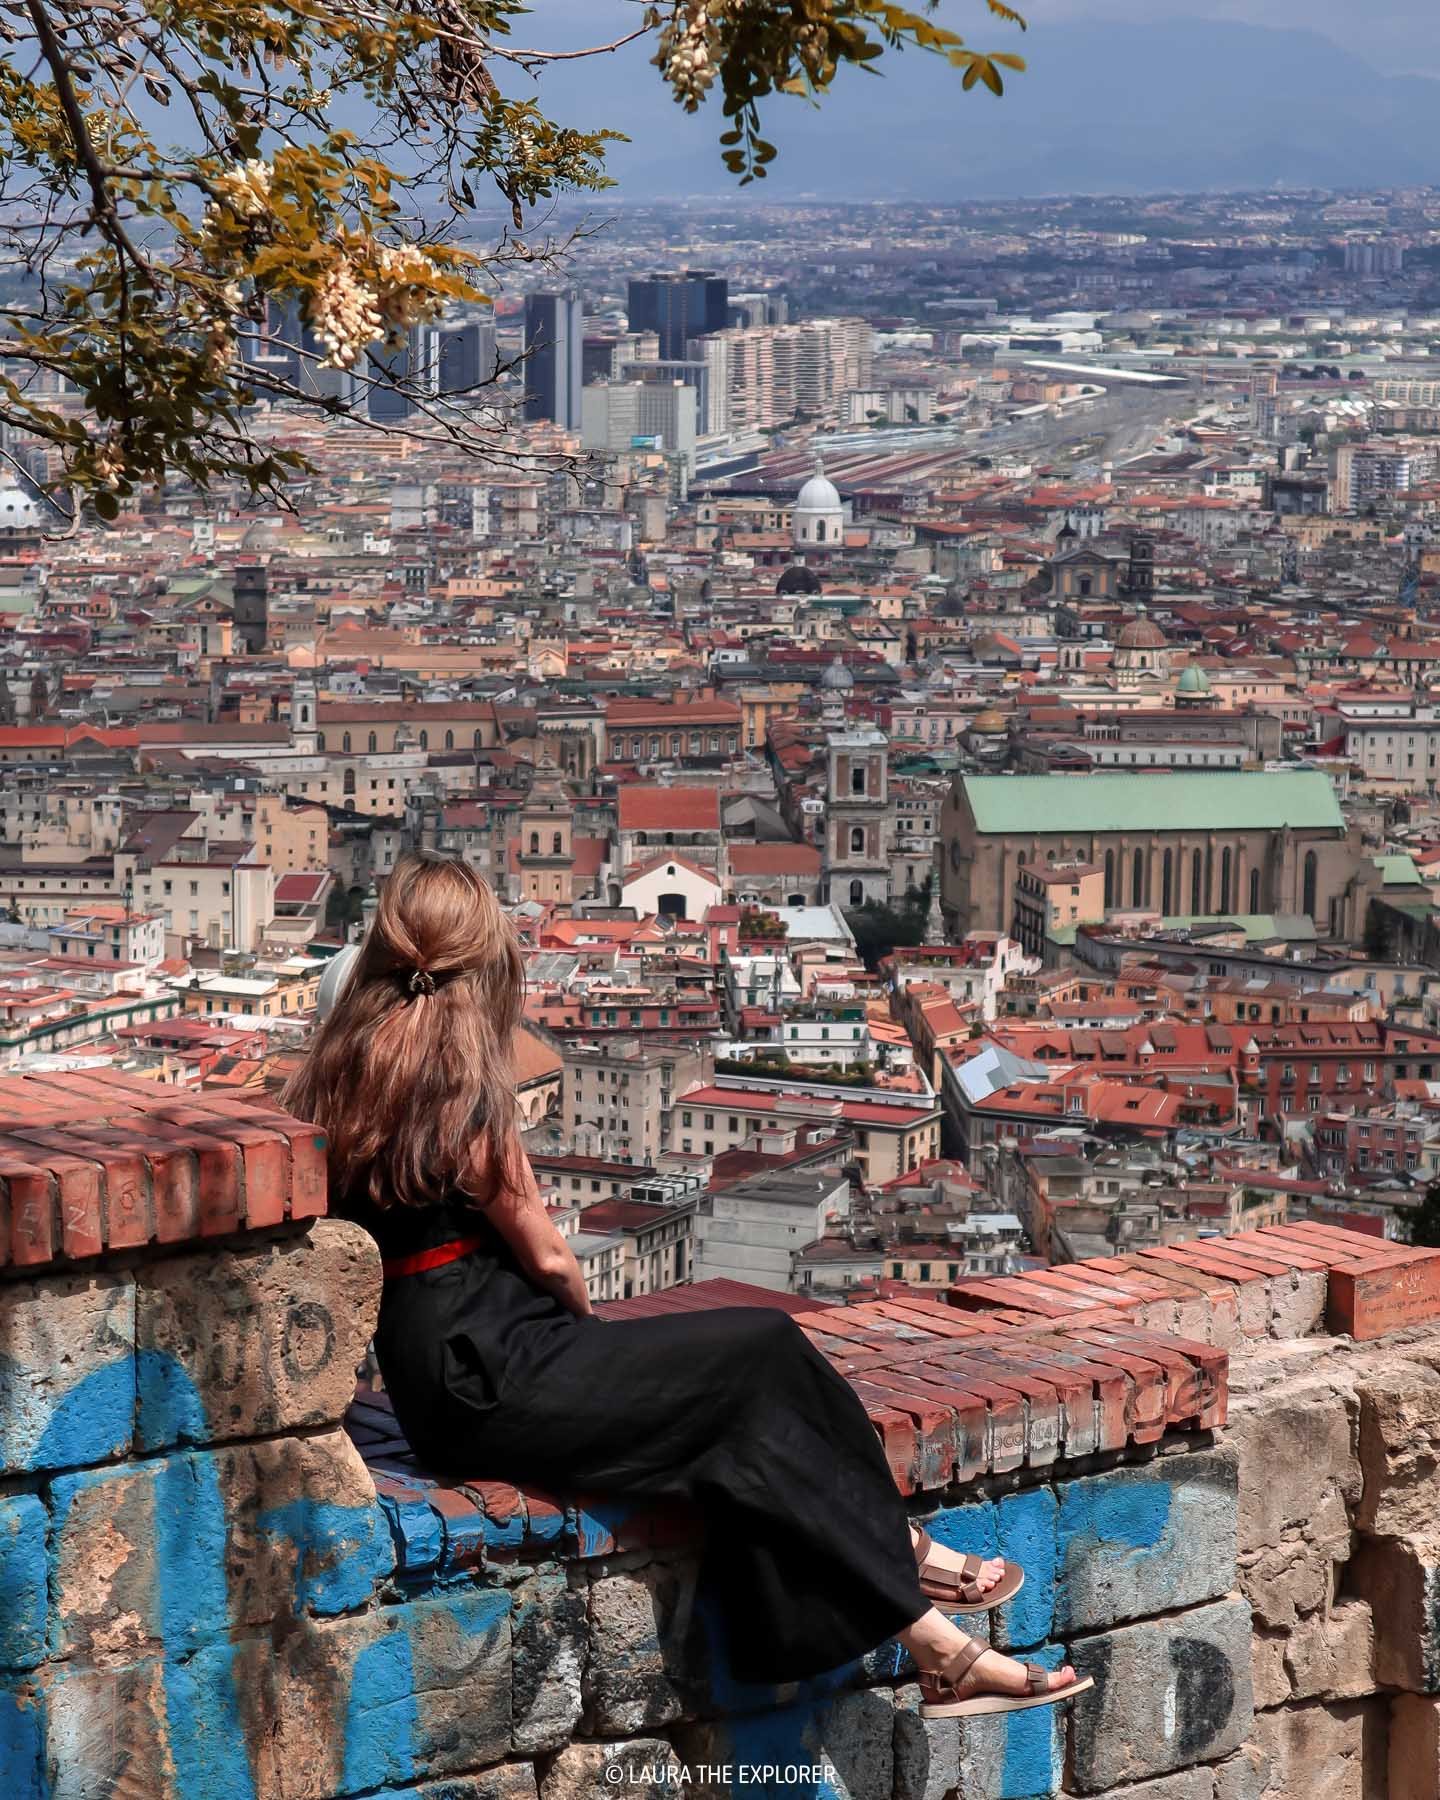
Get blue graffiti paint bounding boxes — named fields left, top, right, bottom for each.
left=255, top=1500, right=394, bottom=1614
left=1053, top=1474, right=1175, bottom=1634
left=342, top=1629, right=419, bottom=1794
left=12, top=1352, right=134, bottom=1478
left=0, top=1498, right=48, bottom=1670
left=920, top=1499, right=1000, bottom=1569
left=376, top=1490, right=445, bottom=1578
left=521, top=1502, right=564, bottom=1549
left=998, top=1642, right=1064, bottom=1800
left=435, top=1504, right=489, bottom=1575
left=38, top=1355, right=256, bottom=1800
left=718, top=1701, right=849, bottom=1800
left=996, top=1488, right=1058, bottom=1652
left=0, top=1686, right=43, bottom=1800
left=570, top=1498, right=626, bottom=1558
left=134, top=1344, right=214, bottom=1451
left=164, top=1642, right=255, bottom=1799
left=1056, top=1479, right=1171, bottom=1558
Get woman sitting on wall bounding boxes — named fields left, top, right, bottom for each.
left=283, top=851, right=1092, bottom=1720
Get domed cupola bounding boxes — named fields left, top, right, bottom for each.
left=791, top=453, right=845, bottom=550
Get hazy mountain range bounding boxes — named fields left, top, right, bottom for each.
left=542, top=17, right=1440, bottom=200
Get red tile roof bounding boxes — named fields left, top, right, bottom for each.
left=728, top=843, right=823, bottom=876
left=618, top=786, right=721, bottom=832
left=274, top=872, right=329, bottom=905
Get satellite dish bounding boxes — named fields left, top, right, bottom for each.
left=317, top=942, right=361, bottom=1020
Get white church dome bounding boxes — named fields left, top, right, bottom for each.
left=792, top=454, right=845, bottom=550
left=795, top=468, right=842, bottom=513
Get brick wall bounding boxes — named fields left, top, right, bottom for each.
left=2, top=1069, right=1439, bottom=1798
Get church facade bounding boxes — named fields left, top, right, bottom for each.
left=941, top=770, right=1367, bottom=940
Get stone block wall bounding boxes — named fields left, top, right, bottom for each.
left=2, top=1070, right=1440, bottom=1799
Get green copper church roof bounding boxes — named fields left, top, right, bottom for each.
left=960, top=770, right=1345, bottom=837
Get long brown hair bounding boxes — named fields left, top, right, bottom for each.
left=282, top=850, right=525, bottom=1209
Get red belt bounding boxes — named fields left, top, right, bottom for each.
left=381, top=1234, right=487, bottom=1281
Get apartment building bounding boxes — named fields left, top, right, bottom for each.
left=577, top=1184, right=698, bottom=1299
left=692, top=1169, right=851, bottom=1291
left=674, top=1074, right=942, bottom=1185
left=561, top=1037, right=712, bottom=1165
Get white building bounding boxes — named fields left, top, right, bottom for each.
left=692, top=1170, right=851, bottom=1291
left=581, top=380, right=697, bottom=474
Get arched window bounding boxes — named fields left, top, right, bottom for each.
left=850, top=826, right=865, bottom=853
left=529, top=832, right=539, bottom=854
left=341, top=732, right=351, bottom=753
left=474, top=731, right=483, bottom=749
left=445, top=730, right=455, bottom=750
left=1303, top=851, right=1318, bottom=921
left=849, top=879, right=864, bottom=905
left=1104, top=848, right=1115, bottom=907
left=343, top=768, right=355, bottom=795
left=317, top=733, right=326, bottom=751
left=1190, top=850, right=1203, bottom=915
left=1132, top=848, right=1145, bottom=908
left=418, top=730, right=428, bottom=750
left=1249, top=867, right=1262, bottom=914
left=1221, top=847, right=1233, bottom=914
left=1204, top=845, right=1214, bottom=914
left=552, top=831, right=563, bottom=854
left=1161, top=848, right=1173, bottom=915
left=368, top=732, right=377, bottom=754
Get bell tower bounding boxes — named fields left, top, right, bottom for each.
left=517, top=760, right=575, bottom=907
left=822, top=726, right=890, bottom=910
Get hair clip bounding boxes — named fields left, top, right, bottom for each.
left=407, top=968, right=436, bottom=996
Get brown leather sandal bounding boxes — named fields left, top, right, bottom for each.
left=914, top=1527, right=1025, bottom=1611
left=918, top=1638, right=1094, bottom=1720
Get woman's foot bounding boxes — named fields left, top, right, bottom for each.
left=907, top=1526, right=1008, bottom=1598
left=943, top=1639, right=1079, bottom=1700
left=899, top=1608, right=1093, bottom=1721
left=918, top=1635, right=1091, bottom=1720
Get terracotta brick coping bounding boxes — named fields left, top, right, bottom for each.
left=346, top=1218, right=1440, bottom=1538
left=0, top=1070, right=326, bottom=1270
left=4, top=1073, right=1438, bottom=1522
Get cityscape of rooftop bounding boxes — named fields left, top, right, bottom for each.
left=9, top=0, right=1440, bottom=1792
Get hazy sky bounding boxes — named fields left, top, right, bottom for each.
left=506, top=1, right=1439, bottom=198
left=523, top=0, right=1438, bottom=79
left=1027, top=0, right=1436, bottom=74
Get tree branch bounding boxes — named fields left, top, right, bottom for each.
left=22, top=0, right=152, bottom=277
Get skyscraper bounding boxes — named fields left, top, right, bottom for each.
left=581, top=380, right=697, bottom=475
left=523, top=288, right=584, bottom=428
left=627, top=271, right=728, bottom=362
left=434, top=319, right=499, bottom=400
left=365, top=325, right=437, bottom=423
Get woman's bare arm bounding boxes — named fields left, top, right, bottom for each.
left=484, top=1141, right=594, bottom=1317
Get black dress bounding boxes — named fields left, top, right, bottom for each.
left=342, top=1188, right=929, bottom=1682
